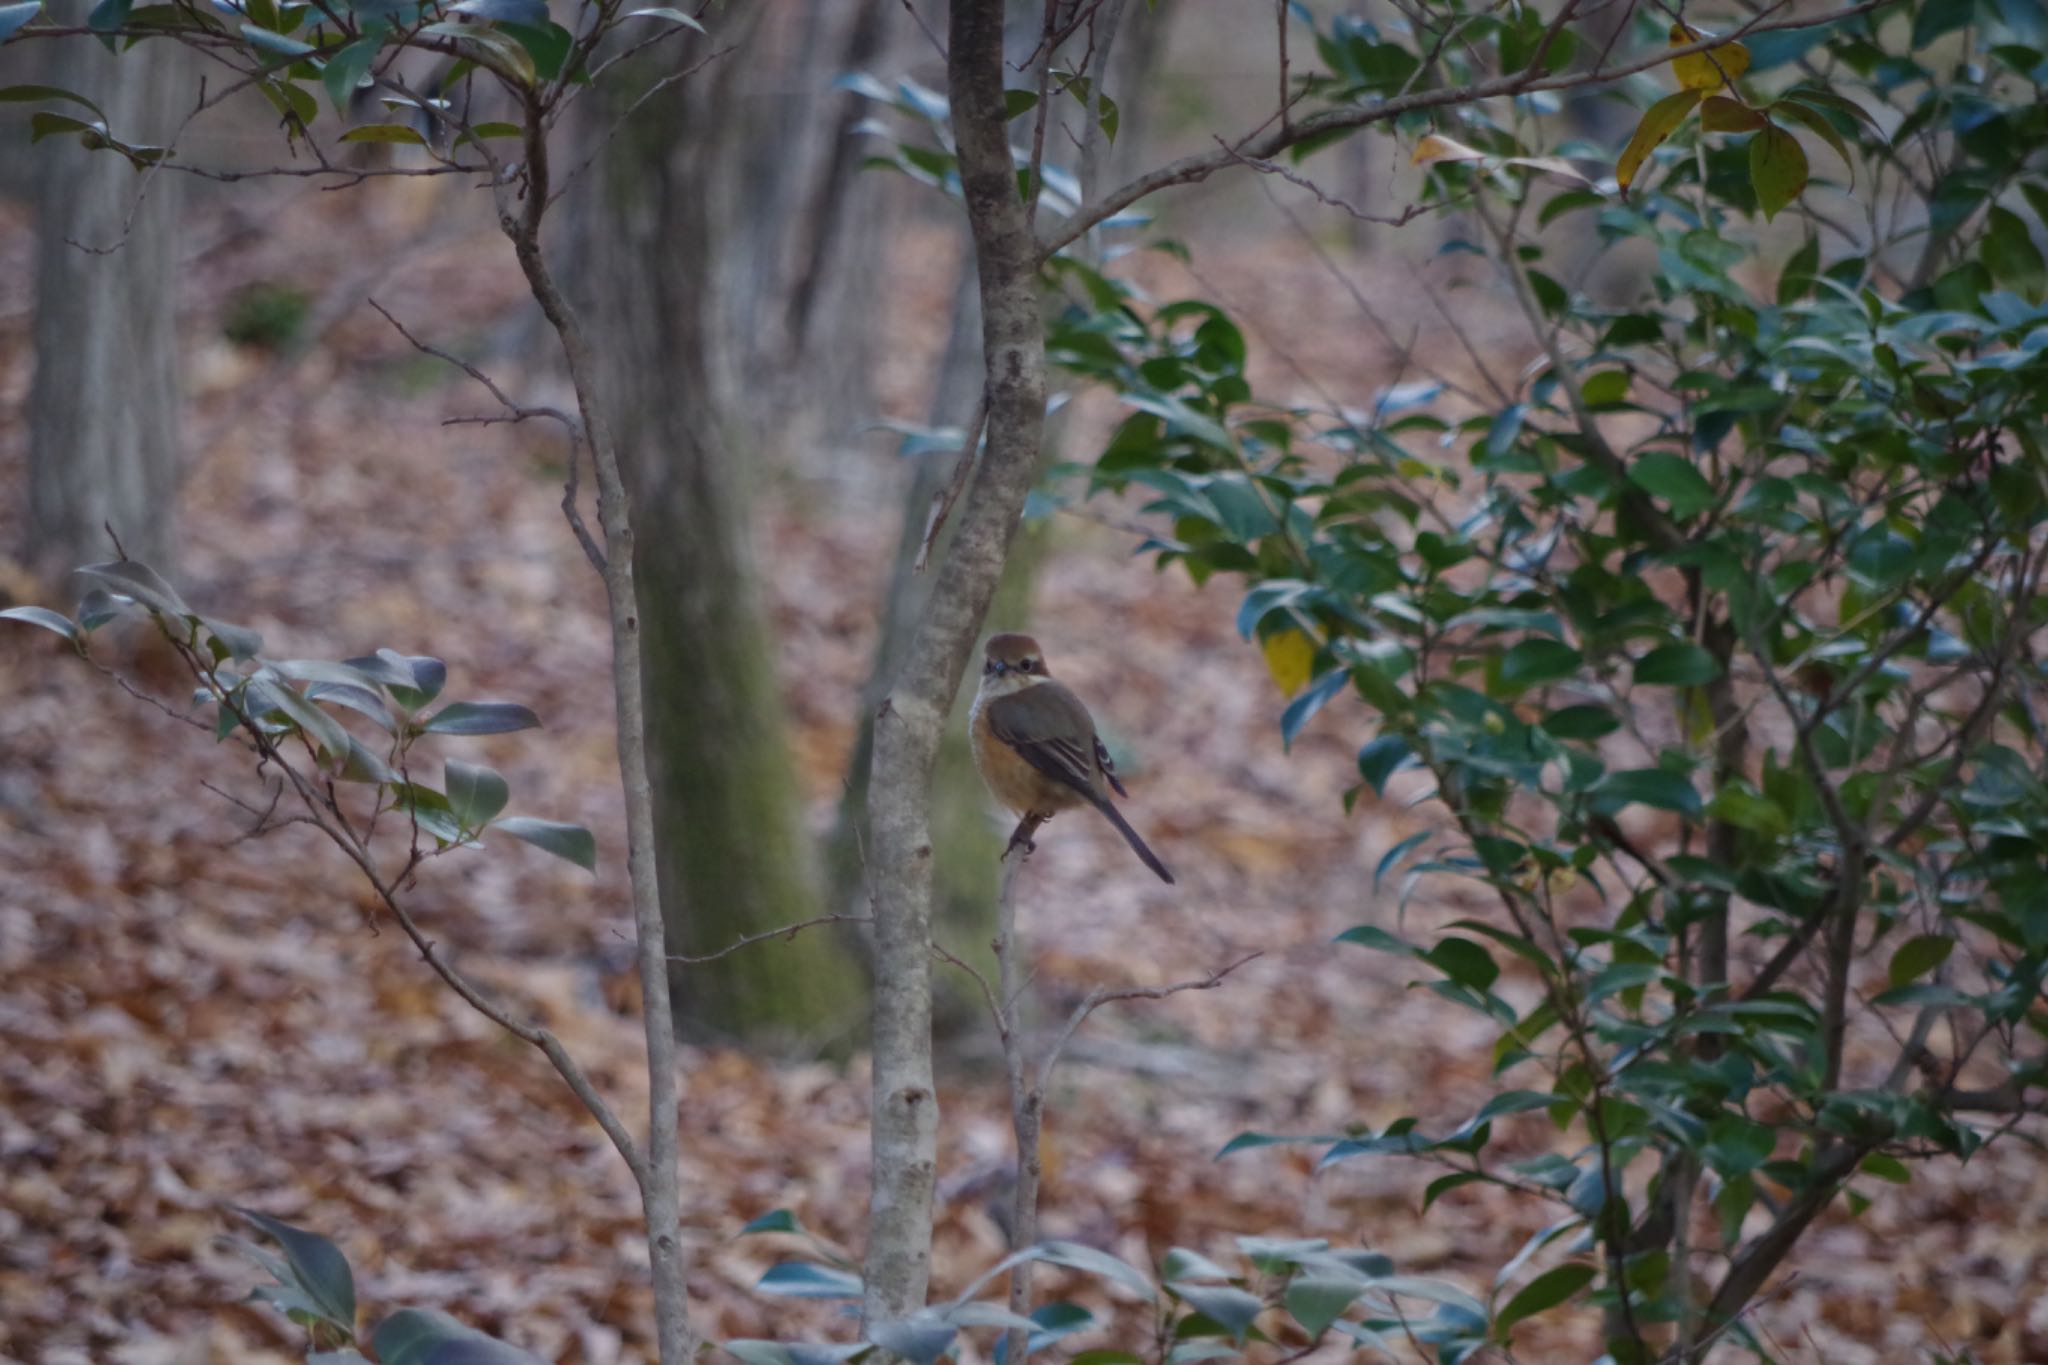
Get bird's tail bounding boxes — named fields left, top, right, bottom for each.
left=1094, top=798, right=1175, bottom=884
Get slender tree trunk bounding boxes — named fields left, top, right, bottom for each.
left=825, top=260, right=1052, bottom=1026
left=575, top=37, right=862, bottom=1045
left=26, top=33, right=183, bottom=580
left=862, top=0, right=1049, bottom=1325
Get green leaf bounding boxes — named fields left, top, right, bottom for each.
left=1774, top=99, right=1854, bottom=184
left=0, top=84, right=103, bottom=120
left=1030, top=1241, right=1157, bottom=1301
left=322, top=31, right=384, bottom=114
left=0, top=3, right=41, bottom=43
left=1886, top=933, right=1955, bottom=989
left=496, top=20, right=571, bottom=80
left=1356, top=733, right=1415, bottom=795
left=1004, top=87, right=1037, bottom=119
left=1283, top=1277, right=1359, bottom=1340
left=233, top=1208, right=356, bottom=1333
left=1423, top=1170, right=1489, bottom=1210
left=1703, top=1114, right=1775, bottom=1177
left=242, top=23, right=316, bottom=60
left=1498, top=638, right=1582, bottom=688
left=1580, top=369, right=1630, bottom=406
left=372, top=1308, right=546, bottom=1365
left=75, top=559, right=189, bottom=618
left=492, top=816, right=596, bottom=871
left=1617, top=88, right=1704, bottom=193
left=1591, top=768, right=1701, bottom=818
left=340, top=123, right=428, bottom=145
left=1627, top=451, right=1715, bottom=518
left=1859, top=1152, right=1911, bottom=1184
left=738, top=1209, right=804, bottom=1236
left=0, top=605, right=76, bottom=639
left=1336, top=924, right=1420, bottom=957
left=201, top=617, right=264, bottom=661
left=623, top=6, right=705, bottom=30
left=1634, top=642, right=1721, bottom=686
left=1541, top=704, right=1618, bottom=739
left=756, top=1262, right=864, bottom=1299
left=1425, top=936, right=1499, bottom=992
left=419, top=700, right=541, bottom=735
left=1167, top=1283, right=1263, bottom=1345
left=444, top=758, right=510, bottom=829
left=1494, top=1262, right=1595, bottom=1337
left=1984, top=205, right=2047, bottom=302
left=1749, top=122, right=1808, bottom=220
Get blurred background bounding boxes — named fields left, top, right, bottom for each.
left=1, top=3, right=2043, bottom=1361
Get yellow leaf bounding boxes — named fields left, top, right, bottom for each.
left=1262, top=628, right=1317, bottom=698
left=1412, top=132, right=1486, bottom=166
left=1669, top=22, right=1750, bottom=90
left=1617, top=88, right=1704, bottom=194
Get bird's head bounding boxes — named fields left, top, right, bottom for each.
left=981, top=632, right=1050, bottom=695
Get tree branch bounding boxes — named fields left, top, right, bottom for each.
left=1040, top=0, right=1897, bottom=260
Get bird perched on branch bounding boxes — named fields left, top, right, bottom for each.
left=969, top=632, right=1174, bottom=884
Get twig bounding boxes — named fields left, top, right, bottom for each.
left=912, top=392, right=990, bottom=573
left=668, top=914, right=873, bottom=964
left=899, top=0, right=947, bottom=60
left=1041, top=0, right=1892, bottom=259
left=365, top=297, right=607, bottom=574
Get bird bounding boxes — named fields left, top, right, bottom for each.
left=968, top=632, right=1174, bottom=884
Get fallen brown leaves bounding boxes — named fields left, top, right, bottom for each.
left=0, top=179, right=2043, bottom=1365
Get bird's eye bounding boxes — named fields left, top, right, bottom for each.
left=1020, top=659, right=1035, bottom=672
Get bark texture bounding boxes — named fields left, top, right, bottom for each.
left=574, top=37, right=862, bottom=1044
left=26, top=34, right=184, bottom=580
left=862, top=0, right=1049, bottom=1327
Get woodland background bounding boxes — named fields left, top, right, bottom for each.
left=0, top=2, right=2045, bottom=1362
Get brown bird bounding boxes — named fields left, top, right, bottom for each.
left=968, top=632, right=1174, bottom=884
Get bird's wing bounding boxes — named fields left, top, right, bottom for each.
left=985, top=681, right=1103, bottom=799
left=1095, top=736, right=1129, bottom=798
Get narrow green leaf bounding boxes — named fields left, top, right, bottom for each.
left=492, top=816, right=596, bottom=871
left=420, top=700, right=541, bottom=735
left=756, top=1262, right=864, bottom=1299
left=1494, top=1262, right=1596, bottom=1336
left=1498, top=638, right=1582, bottom=688
left=1627, top=450, right=1716, bottom=518
left=1591, top=768, right=1702, bottom=818
left=1886, top=933, right=1955, bottom=989
left=623, top=6, right=704, bottom=29
left=738, top=1209, right=804, bottom=1236
left=0, top=83, right=103, bottom=120
left=340, top=123, right=428, bottom=145
left=234, top=1208, right=356, bottom=1332
left=1634, top=642, right=1722, bottom=686
left=372, top=1307, right=546, bottom=1365
left=1985, top=205, right=2048, bottom=302
left=0, top=605, right=77, bottom=639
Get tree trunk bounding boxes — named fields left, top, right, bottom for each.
left=574, top=35, right=862, bottom=1046
left=826, top=257, right=1051, bottom=1032
left=25, top=33, right=184, bottom=581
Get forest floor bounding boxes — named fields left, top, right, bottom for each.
left=1, top=171, right=2045, bottom=1365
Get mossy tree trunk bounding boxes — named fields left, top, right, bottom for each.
left=575, top=27, right=863, bottom=1047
